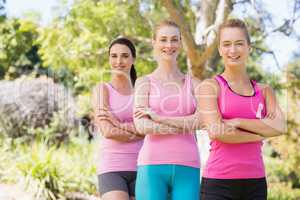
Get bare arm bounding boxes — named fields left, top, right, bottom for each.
left=133, top=77, right=185, bottom=135
left=228, top=84, right=286, bottom=137
left=118, top=122, right=141, bottom=135
left=198, top=79, right=264, bottom=143
left=146, top=77, right=202, bottom=131
left=92, top=84, right=142, bottom=142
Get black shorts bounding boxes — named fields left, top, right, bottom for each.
left=201, top=177, right=267, bottom=200
left=98, top=171, right=137, bottom=197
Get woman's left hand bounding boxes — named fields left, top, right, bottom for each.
left=134, top=107, right=159, bottom=121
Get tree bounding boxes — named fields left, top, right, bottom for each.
left=38, top=0, right=154, bottom=95
left=0, top=0, right=5, bottom=21
left=36, top=0, right=299, bottom=123
left=0, top=18, right=45, bottom=79
left=160, top=0, right=300, bottom=78
left=38, top=0, right=300, bottom=85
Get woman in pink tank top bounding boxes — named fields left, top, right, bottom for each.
left=92, top=38, right=143, bottom=200
left=134, top=20, right=202, bottom=200
left=199, top=19, right=286, bottom=200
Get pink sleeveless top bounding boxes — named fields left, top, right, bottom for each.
left=137, top=74, right=200, bottom=168
left=203, top=75, right=267, bottom=179
left=97, top=83, right=143, bottom=174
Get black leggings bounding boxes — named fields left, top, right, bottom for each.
left=98, top=171, right=137, bottom=197
left=200, top=177, right=267, bottom=200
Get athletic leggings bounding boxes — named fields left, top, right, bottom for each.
left=98, top=171, right=136, bottom=197
left=201, top=177, right=267, bottom=200
left=135, top=164, right=200, bottom=200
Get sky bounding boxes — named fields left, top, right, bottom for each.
left=6, top=0, right=73, bottom=24
left=5, top=0, right=300, bottom=73
left=232, top=0, right=299, bottom=72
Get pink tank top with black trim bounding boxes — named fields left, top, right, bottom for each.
left=137, top=74, right=200, bottom=168
left=203, top=75, right=267, bottom=179
left=97, top=83, right=143, bottom=174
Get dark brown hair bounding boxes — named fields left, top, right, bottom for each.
left=108, top=37, right=137, bottom=86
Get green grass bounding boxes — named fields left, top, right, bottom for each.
left=0, top=133, right=98, bottom=200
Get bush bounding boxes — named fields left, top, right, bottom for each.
left=0, top=77, right=77, bottom=142
left=0, top=134, right=97, bottom=200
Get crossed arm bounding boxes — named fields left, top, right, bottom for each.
left=198, top=79, right=264, bottom=143
left=137, top=77, right=202, bottom=132
left=92, top=84, right=143, bottom=142
left=133, top=77, right=185, bottom=135
left=224, top=84, right=286, bottom=137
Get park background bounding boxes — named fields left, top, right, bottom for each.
left=0, top=0, right=300, bottom=199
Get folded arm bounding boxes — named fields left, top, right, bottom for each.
left=133, top=77, right=185, bottom=135
left=146, top=77, right=202, bottom=131
left=198, top=79, right=264, bottom=143
left=227, top=84, right=286, bottom=137
left=92, top=84, right=142, bottom=142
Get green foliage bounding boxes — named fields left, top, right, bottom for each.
left=0, top=18, right=45, bottom=79
left=38, top=0, right=154, bottom=95
left=266, top=155, right=300, bottom=200
left=263, top=59, right=300, bottom=199
left=26, top=111, right=76, bottom=146
left=18, top=145, right=65, bottom=200
left=0, top=0, right=6, bottom=21
left=0, top=133, right=97, bottom=199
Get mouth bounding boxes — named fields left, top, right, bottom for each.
left=113, top=66, right=126, bottom=70
left=227, top=55, right=241, bottom=61
left=162, top=49, right=176, bottom=55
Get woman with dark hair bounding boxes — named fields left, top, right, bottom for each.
left=92, top=37, right=143, bottom=200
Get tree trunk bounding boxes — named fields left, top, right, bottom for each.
left=161, top=0, right=233, bottom=79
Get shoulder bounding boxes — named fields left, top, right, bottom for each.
left=256, top=83, right=275, bottom=97
left=92, top=83, right=109, bottom=97
left=134, top=76, right=151, bottom=94
left=135, top=76, right=150, bottom=85
left=201, top=78, right=219, bottom=89
left=198, top=78, right=220, bottom=96
left=190, top=75, right=202, bottom=93
left=190, top=76, right=201, bottom=86
left=91, top=83, right=110, bottom=107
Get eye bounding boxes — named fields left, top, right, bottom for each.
left=171, top=38, right=179, bottom=42
left=223, top=43, right=230, bottom=47
left=110, top=54, right=117, bottom=58
left=236, top=43, right=244, bottom=46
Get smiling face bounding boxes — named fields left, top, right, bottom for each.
left=152, top=25, right=181, bottom=62
left=109, top=43, right=134, bottom=75
left=218, top=27, right=251, bottom=69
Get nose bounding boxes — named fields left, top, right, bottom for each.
left=116, top=56, right=122, bottom=64
left=166, top=41, right=172, bottom=48
left=229, top=44, right=237, bottom=53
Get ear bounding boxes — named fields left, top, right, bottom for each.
left=152, top=38, right=156, bottom=46
left=248, top=46, right=252, bottom=52
left=218, top=46, right=222, bottom=56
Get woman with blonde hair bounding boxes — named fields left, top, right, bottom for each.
left=134, top=20, right=202, bottom=200
left=199, top=19, right=285, bottom=200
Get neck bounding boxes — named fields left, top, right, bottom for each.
left=222, top=66, right=249, bottom=82
left=155, top=59, right=181, bottom=78
left=111, top=75, right=133, bottom=90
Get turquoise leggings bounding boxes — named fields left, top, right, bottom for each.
left=135, top=165, right=200, bottom=200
